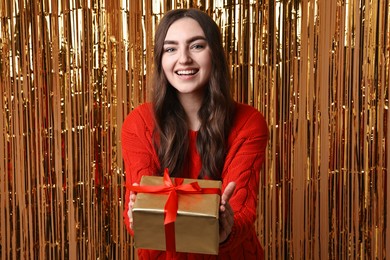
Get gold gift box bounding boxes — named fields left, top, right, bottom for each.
left=132, top=175, right=222, bottom=255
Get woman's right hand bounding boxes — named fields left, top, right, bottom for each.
left=128, top=182, right=139, bottom=229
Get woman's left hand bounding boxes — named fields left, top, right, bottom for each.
left=219, top=181, right=236, bottom=243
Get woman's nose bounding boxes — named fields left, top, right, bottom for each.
left=178, top=49, right=192, bottom=64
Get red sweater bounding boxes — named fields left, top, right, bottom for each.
left=121, top=102, right=269, bottom=259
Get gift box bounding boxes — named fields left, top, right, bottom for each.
left=131, top=173, right=222, bottom=255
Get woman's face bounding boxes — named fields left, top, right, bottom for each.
left=161, top=18, right=212, bottom=99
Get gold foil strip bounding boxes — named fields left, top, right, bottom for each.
left=0, top=0, right=389, bottom=259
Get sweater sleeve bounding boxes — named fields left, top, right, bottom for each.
left=219, top=107, right=269, bottom=253
left=121, top=104, right=159, bottom=235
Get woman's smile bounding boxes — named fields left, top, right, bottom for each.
left=175, top=69, right=198, bottom=76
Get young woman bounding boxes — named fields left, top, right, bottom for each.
left=122, top=8, right=269, bottom=259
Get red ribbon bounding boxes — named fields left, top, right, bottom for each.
left=128, top=169, right=221, bottom=259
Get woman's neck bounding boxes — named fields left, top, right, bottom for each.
left=178, top=93, right=203, bottom=131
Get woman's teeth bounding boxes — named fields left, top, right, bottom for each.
left=176, top=70, right=197, bottom=75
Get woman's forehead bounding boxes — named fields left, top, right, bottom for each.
left=164, top=18, right=205, bottom=41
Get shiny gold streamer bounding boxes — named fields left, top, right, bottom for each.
left=0, top=0, right=389, bottom=259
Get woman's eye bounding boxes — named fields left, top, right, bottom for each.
left=192, top=44, right=204, bottom=50
left=164, top=47, right=175, bottom=53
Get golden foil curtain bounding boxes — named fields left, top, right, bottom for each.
left=0, top=0, right=388, bottom=259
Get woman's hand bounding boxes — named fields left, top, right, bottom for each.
left=219, top=181, right=236, bottom=243
left=128, top=182, right=139, bottom=229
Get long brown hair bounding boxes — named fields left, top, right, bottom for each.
left=152, top=9, right=235, bottom=180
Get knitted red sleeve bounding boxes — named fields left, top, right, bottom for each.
left=121, top=104, right=159, bottom=235
left=219, top=106, right=269, bottom=253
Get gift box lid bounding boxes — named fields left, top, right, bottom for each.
left=133, top=175, right=222, bottom=217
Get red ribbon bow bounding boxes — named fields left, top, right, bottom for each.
left=128, top=169, right=221, bottom=259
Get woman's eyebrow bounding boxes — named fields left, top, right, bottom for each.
left=163, top=36, right=207, bottom=45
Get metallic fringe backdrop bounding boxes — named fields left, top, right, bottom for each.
left=0, top=0, right=389, bottom=259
